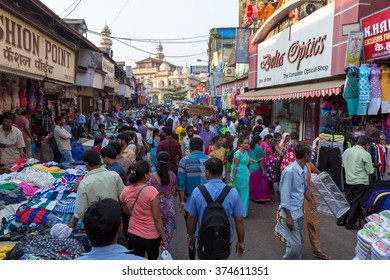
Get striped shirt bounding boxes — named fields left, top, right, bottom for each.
left=177, top=151, right=209, bottom=202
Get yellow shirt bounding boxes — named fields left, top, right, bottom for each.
left=176, top=126, right=187, bottom=145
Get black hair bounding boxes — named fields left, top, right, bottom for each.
left=110, top=142, right=122, bottom=155
left=151, top=128, right=160, bottom=148
left=166, top=119, right=173, bottom=128
left=100, top=145, right=117, bottom=160
left=21, top=110, right=28, bottom=116
left=190, top=137, right=203, bottom=151
left=264, top=134, right=273, bottom=141
left=275, top=120, right=280, bottom=125
left=162, top=126, right=173, bottom=136
left=98, top=124, right=105, bottom=129
left=93, top=136, right=103, bottom=148
left=204, top=158, right=223, bottom=176
left=186, top=125, right=194, bottom=131
left=357, top=136, right=371, bottom=146
left=82, top=150, right=102, bottom=167
left=83, top=198, right=121, bottom=247
left=136, top=120, right=142, bottom=125
left=290, top=131, right=299, bottom=140
left=250, top=135, right=261, bottom=150
left=156, top=151, right=170, bottom=186
left=238, top=137, right=248, bottom=145
left=117, top=133, right=131, bottom=145
left=268, top=124, right=276, bottom=130
left=54, top=116, right=63, bottom=125
left=274, top=132, right=282, bottom=139
left=128, top=160, right=150, bottom=184
left=369, top=118, right=381, bottom=124
left=211, top=135, right=222, bottom=145
left=294, top=143, right=312, bottom=159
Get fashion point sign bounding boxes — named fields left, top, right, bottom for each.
left=257, top=2, right=334, bottom=87
left=0, top=8, right=76, bottom=83
left=361, top=7, right=390, bottom=60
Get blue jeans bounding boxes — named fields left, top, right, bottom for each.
left=61, top=150, right=74, bottom=162
left=282, top=216, right=304, bottom=260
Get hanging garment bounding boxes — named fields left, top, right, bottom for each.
left=18, top=88, right=26, bottom=109
left=11, top=81, right=20, bottom=111
left=36, top=88, right=44, bottom=111
left=0, top=85, right=3, bottom=115
left=264, top=3, right=275, bottom=21
left=3, top=82, right=12, bottom=112
left=381, top=66, right=390, bottom=113
left=368, top=64, right=382, bottom=115
left=343, top=66, right=359, bottom=116
left=26, top=84, right=35, bottom=113
left=357, top=64, right=371, bottom=115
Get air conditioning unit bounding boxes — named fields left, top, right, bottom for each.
left=299, top=2, right=324, bottom=18
left=224, top=67, right=235, bottom=78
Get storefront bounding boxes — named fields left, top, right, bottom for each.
left=0, top=7, right=76, bottom=117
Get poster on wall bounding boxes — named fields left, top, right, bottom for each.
left=256, top=2, right=334, bottom=87
left=345, top=31, right=364, bottom=67
left=360, top=6, right=390, bottom=60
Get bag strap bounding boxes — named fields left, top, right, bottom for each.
left=198, top=185, right=213, bottom=204
left=129, top=185, right=147, bottom=215
left=199, top=184, right=231, bottom=205
left=216, top=185, right=231, bottom=204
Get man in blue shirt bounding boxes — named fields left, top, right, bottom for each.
left=279, top=143, right=316, bottom=260
left=177, top=137, right=209, bottom=259
left=185, top=158, right=245, bottom=259
left=76, top=198, right=144, bottom=260
left=100, top=145, right=127, bottom=185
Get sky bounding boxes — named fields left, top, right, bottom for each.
left=40, top=0, right=239, bottom=68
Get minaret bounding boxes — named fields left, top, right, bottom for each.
left=155, top=42, right=165, bottom=60
left=100, top=23, right=113, bottom=57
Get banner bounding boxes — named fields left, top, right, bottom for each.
left=345, top=31, right=364, bottom=67
left=361, top=7, right=390, bottom=60
left=236, top=29, right=251, bottom=63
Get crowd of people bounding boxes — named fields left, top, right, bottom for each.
left=0, top=104, right=379, bottom=260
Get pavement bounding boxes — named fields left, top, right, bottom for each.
left=170, top=194, right=358, bottom=260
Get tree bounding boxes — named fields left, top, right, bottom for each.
left=164, top=84, right=187, bottom=101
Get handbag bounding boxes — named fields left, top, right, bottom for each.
left=129, top=185, right=147, bottom=216
left=274, top=209, right=287, bottom=244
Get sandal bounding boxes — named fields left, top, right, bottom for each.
left=313, top=251, right=332, bottom=260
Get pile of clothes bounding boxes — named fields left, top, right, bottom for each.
left=0, top=158, right=88, bottom=259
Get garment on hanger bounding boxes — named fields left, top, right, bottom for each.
left=381, top=66, right=390, bottom=113
left=343, top=65, right=359, bottom=116
left=3, top=81, right=12, bottom=112
left=18, top=88, right=26, bottom=109
left=11, top=81, right=20, bottom=111
left=368, top=64, right=382, bottom=115
left=27, top=84, right=35, bottom=113
left=357, top=64, right=371, bottom=116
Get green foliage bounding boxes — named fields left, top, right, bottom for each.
left=164, top=84, right=187, bottom=101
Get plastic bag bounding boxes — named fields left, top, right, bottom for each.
left=158, top=249, right=173, bottom=260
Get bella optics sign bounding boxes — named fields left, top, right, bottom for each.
left=260, top=35, right=327, bottom=71
left=257, top=2, right=334, bottom=87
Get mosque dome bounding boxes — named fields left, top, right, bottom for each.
left=182, top=65, right=190, bottom=75
left=101, top=24, right=111, bottom=36
left=160, top=61, right=171, bottom=71
left=173, top=68, right=180, bottom=76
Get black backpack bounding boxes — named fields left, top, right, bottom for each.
left=197, top=185, right=231, bottom=260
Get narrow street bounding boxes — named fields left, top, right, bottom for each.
left=171, top=195, right=357, bottom=260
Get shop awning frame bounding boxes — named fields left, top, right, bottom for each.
left=237, top=80, right=345, bottom=101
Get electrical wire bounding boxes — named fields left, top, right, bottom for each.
left=109, top=0, right=131, bottom=27
left=58, top=0, right=80, bottom=16
left=86, top=30, right=208, bottom=42
left=113, top=37, right=206, bottom=58
left=63, top=0, right=82, bottom=18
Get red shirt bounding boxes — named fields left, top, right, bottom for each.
left=157, top=137, right=182, bottom=173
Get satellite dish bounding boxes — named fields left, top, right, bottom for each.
left=306, top=3, right=317, bottom=14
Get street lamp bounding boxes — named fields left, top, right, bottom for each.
left=196, top=59, right=208, bottom=63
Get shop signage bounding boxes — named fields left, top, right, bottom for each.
left=345, top=31, right=364, bottom=67
left=360, top=7, right=390, bottom=60
left=0, top=8, right=75, bottom=83
left=222, top=82, right=236, bottom=94
left=190, top=65, right=210, bottom=74
left=236, top=28, right=251, bottom=63
left=102, top=56, right=115, bottom=89
left=256, top=2, right=334, bottom=87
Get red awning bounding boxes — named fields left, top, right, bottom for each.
left=237, top=80, right=345, bottom=101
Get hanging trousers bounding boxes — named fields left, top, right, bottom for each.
left=318, top=146, right=343, bottom=190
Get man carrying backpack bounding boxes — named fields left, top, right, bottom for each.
left=185, top=158, right=245, bottom=260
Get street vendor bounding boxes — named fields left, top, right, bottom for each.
left=0, top=113, right=26, bottom=165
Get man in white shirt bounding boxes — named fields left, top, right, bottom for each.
left=260, top=124, right=275, bottom=140
left=53, top=116, right=73, bottom=162
left=67, top=150, right=125, bottom=228
left=0, top=113, right=25, bottom=165
left=181, top=126, right=201, bottom=157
